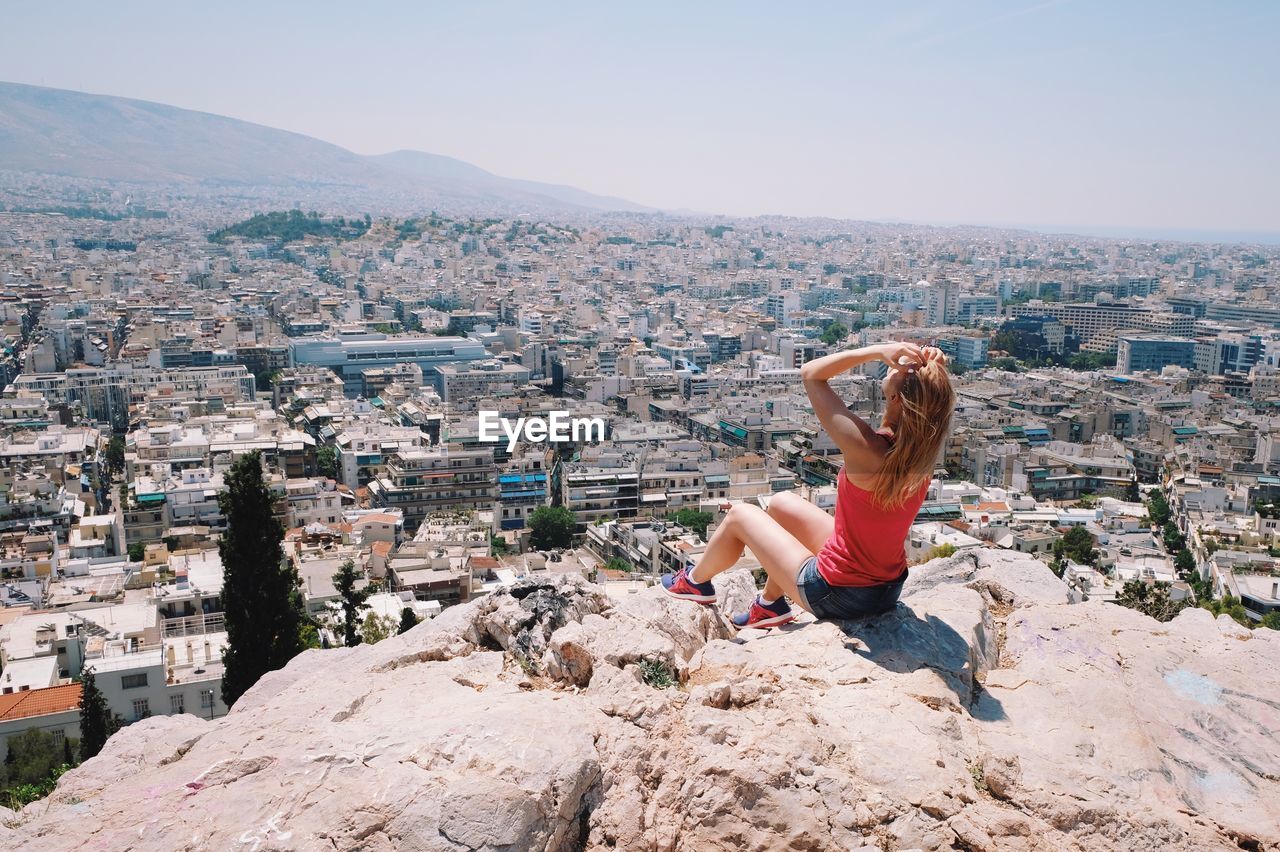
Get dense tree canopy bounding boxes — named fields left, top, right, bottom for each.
left=208, top=210, right=370, bottom=244
left=316, top=446, right=338, bottom=480
left=668, top=508, right=714, bottom=540
left=1053, top=525, right=1097, bottom=567
left=219, top=451, right=306, bottom=707
left=819, top=322, right=849, bottom=346
left=529, top=506, right=576, bottom=550
left=78, top=667, right=117, bottom=762
left=398, top=607, right=420, bottom=635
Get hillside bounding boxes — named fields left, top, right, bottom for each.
left=2, top=550, right=1277, bottom=851
left=208, top=210, right=371, bottom=243
left=367, top=151, right=653, bottom=213
left=0, top=82, right=650, bottom=214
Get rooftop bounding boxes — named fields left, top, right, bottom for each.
left=0, top=682, right=81, bottom=722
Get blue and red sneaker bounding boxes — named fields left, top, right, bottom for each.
left=732, top=596, right=795, bottom=629
left=661, top=565, right=717, bottom=604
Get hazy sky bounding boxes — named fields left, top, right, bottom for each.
left=3, top=1, right=1278, bottom=235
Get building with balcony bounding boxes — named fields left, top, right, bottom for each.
left=557, top=460, right=640, bottom=532
left=7, top=365, right=257, bottom=428
left=367, top=447, right=496, bottom=532
left=495, top=455, right=549, bottom=531
left=433, top=359, right=531, bottom=405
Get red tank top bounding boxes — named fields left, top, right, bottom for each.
left=816, top=439, right=930, bottom=587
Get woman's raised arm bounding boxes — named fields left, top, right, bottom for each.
left=799, top=341, right=923, bottom=382
left=800, top=341, right=923, bottom=471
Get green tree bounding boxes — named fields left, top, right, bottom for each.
left=332, top=559, right=372, bottom=647
left=105, top=435, right=126, bottom=478
left=219, top=451, right=306, bottom=708
left=1262, top=611, right=1280, bottom=630
left=820, top=322, right=849, bottom=347
left=1201, top=593, right=1253, bottom=627
left=78, top=667, right=118, bottom=763
left=1053, top=525, right=1097, bottom=566
left=668, top=508, right=714, bottom=540
left=127, top=541, right=145, bottom=562
left=316, top=446, right=338, bottom=480
left=604, top=557, right=630, bottom=573
left=529, top=506, right=576, bottom=550
left=490, top=534, right=509, bottom=556
left=1125, top=478, right=1141, bottom=503
left=1162, top=521, right=1185, bottom=552
left=1, top=728, right=71, bottom=791
left=1147, top=491, right=1171, bottom=526
left=398, top=607, right=420, bottom=634
left=1115, top=580, right=1190, bottom=622
left=1068, top=351, right=1118, bottom=371
left=1174, top=549, right=1196, bottom=576
left=925, top=543, right=958, bottom=561
left=360, top=612, right=397, bottom=644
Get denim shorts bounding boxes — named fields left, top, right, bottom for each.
left=792, top=556, right=907, bottom=620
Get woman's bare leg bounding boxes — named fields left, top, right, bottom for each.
left=766, top=491, right=834, bottom=553
left=688, top=503, right=814, bottom=604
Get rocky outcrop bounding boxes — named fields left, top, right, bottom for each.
left=4, top=550, right=1278, bottom=851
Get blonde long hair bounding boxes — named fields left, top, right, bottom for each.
left=870, top=357, right=955, bottom=510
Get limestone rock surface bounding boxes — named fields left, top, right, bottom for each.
left=5, top=550, right=1278, bottom=851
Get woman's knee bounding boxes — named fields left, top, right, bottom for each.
left=767, top=491, right=801, bottom=519
left=725, top=502, right=766, bottom=527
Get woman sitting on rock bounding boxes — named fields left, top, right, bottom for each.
left=663, top=341, right=955, bottom=628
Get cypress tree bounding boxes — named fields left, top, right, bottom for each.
left=219, top=451, right=305, bottom=707
left=78, top=667, right=114, bottom=762
left=398, top=607, right=419, bottom=634
left=332, top=559, right=372, bottom=646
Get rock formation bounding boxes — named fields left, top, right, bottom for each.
left=3, top=549, right=1277, bottom=851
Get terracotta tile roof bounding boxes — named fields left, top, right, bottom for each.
left=973, top=501, right=1011, bottom=512
left=355, top=513, right=400, bottom=525
left=371, top=541, right=393, bottom=558
left=0, top=683, right=82, bottom=722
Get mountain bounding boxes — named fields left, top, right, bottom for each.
left=367, top=150, right=652, bottom=213
left=0, top=82, right=651, bottom=213
left=3, top=551, right=1277, bottom=850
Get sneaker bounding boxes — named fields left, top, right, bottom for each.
left=661, top=565, right=717, bottom=604
left=732, top=596, right=795, bottom=629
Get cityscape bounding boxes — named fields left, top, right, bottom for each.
left=0, top=3, right=1278, bottom=849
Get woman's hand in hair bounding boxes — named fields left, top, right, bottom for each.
left=876, top=341, right=924, bottom=370
left=921, top=345, right=949, bottom=367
